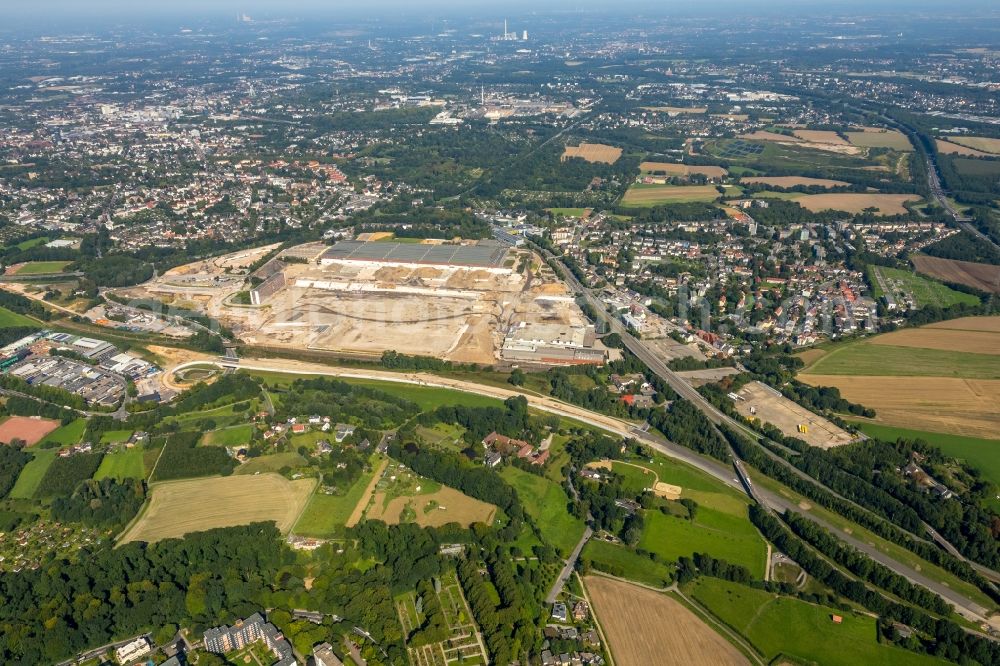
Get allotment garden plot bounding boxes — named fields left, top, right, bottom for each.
left=396, top=570, right=488, bottom=666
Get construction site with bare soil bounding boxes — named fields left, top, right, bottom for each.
left=113, top=239, right=606, bottom=367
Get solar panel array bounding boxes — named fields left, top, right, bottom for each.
left=321, top=241, right=507, bottom=268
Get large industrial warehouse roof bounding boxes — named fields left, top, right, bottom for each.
left=321, top=240, right=508, bottom=268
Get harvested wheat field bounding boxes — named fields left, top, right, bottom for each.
left=367, top=485, right=496, bottom=528
left=738, top=130, right=801, bottom=142
left=120, top=473, right=316, bottom=543
left=869, top=327, right=1000, bottom=355
left=0, top=416, right=60, bottom=446
left=585, top=575, right=748, bottom=666
left=562, top=143, right=622, bottom=164
left=936, top=139, right=994, bottom=158
left=741, top=176, right=848, bottom=188
left=794, top=193, right=919, bottom=215
left=640, top=162, right=728, bottom=178
left=912, top=255, right=1000, bottom=293
left=845, top=129, right=912, bottom=151
left=792, top=129, right=850, bottom=145
left=797, top=375, right=1000, bottom=440
left=927, top=316, right=1000, bottom=333
left=947, top=136, right=1000, bottom=155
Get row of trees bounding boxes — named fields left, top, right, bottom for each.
left=721, top=425, right=998, bottom=603
left=750, top=506, right=1000, bottom=665
left=0, top=444, right=31, bottom=499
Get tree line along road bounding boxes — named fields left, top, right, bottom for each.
left=172, top=355, right=996, bottom=628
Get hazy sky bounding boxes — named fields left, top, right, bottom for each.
left=1, top=0, right=996, bottom=26
left=5, top=0, right=998, bottom=14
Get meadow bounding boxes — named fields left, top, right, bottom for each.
left=94, top=447, right=146, bottom=481
left=688, top=577, right=947, bottom=666
left=98, top=430, right=134, bottom=444
left=294, top=457, right=385, bottom=537
left=500, top=465, right=585, bottom=556
left=200, top=424, right=255, bottom=447
left=14, top=261, right=72, bottom=275
left=234, top=452, right=308, bottom=475
left=868, top=265, right=979, bottom=308
left=639, top=509, right=767, bottom=579
left=800, top=341, right=1000, bottom=379
left=8, top=449, right=57, bottom=499
left=581, top=539, right=673, bottom=588
left=38, top=418, right=87, bottom=446
left=0, top=306, right=37, bottom=328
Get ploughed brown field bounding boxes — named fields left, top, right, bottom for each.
left=585, top=575, right=748, bottom=666
left=0, top=416, right=60, bottom=446
left=740, top=176, right=848, bottom=188
left=912, top=254, right=1000, bottom=293
left=561, top=143, right=622, bottom=164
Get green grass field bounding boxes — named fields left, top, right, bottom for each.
left=501, top=465, right=585, bottom=556
left=851, top=421, right=1000, bottom=491
left=94, top=447, right=146, bottom=481
left=581, top=539, right=673, bottom=588
left=9, top=449, right=57, bottom=499
left=611, top=454, right=767, bottom=578
left=162, top=401, right=250, bottom=429
left=869, top=265, right=978, bottom=308
left=251, top=371, right=502, bottom=411
left=235, top=452, right=308, bottom=475
left=14, top=261, right=72, bottom=275
left=640, top=508, right=767, bottom=579
left=201, top=424, right=255, bottom=447
left=0, top=306, right=36, bottom=328
left=294, top=455, right=382, bottom=537
left=546, top=207, right=590, bottom=217
left=689, top=578, right=947, bottom=666
left=99, top=430, right=133, bottom=444
left=39, top=418, right=86, bottom=446
left=801, top=342, right=1000, bottom=379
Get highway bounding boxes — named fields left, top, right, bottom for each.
left=174, top=355, right=996, bottom=626
left=539, top=253, right=999, bottom=625
left=924, top=153, right=1000, bottom=253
